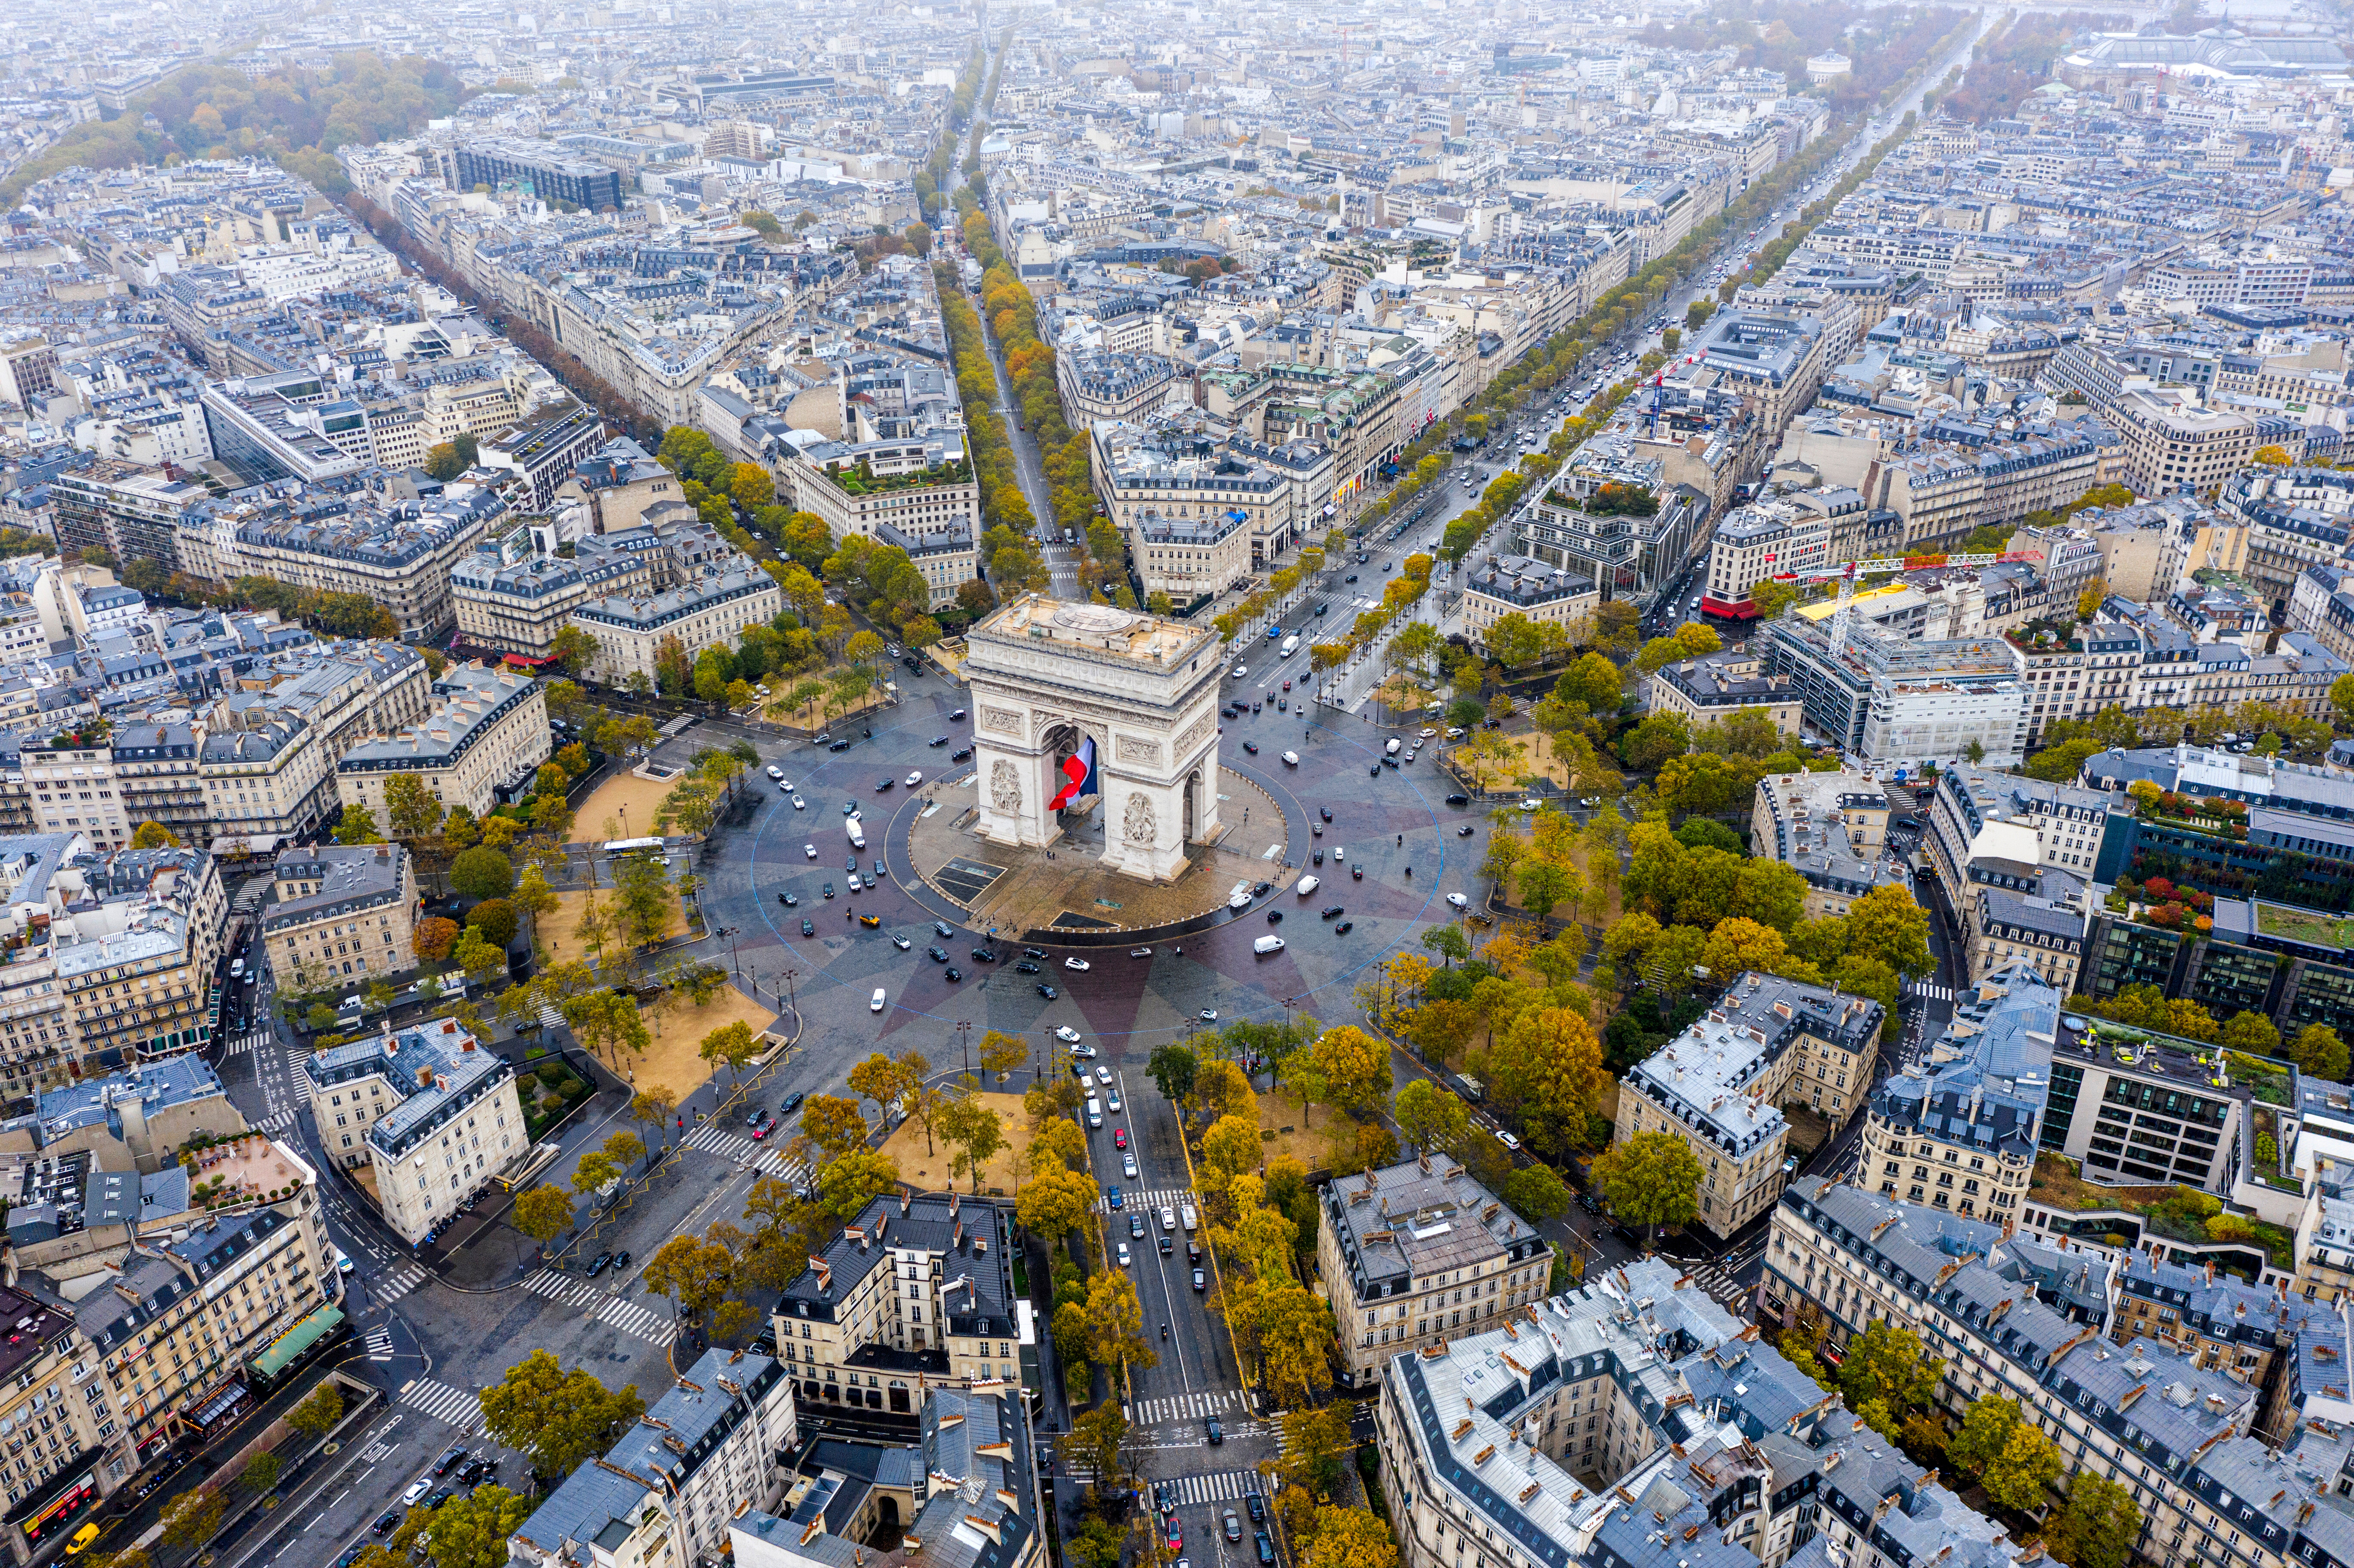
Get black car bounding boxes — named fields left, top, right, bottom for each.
left=434, top=1445, right=469, bottom=1477
left=950, top=708, right=968, bottom=720
left=1159, top=1234, right=1174, bottom=1256
left=1335, top=921, right=1353, bottom=934
left=822, top=883, right=834, bottom=899
left=1015, top=961, right=1040, bottom=974
left=587, top=1251, right=615, bottom=1277
left=1266, top=910, right=1282, bottom=924
left=1023, top=947, right=1048, bottom=959
left=1446, top=792, right=1470, bottom=806
left=1255, top=1531, right=1276, bottom=1565
left=876, top=778, right=894, bottom=792
left=927, top=946, right=950, bottom=963
left=777, top=890, right=798, bottom=905
left=1345, top=573, right=1359, bottom=583
left=1319, top=807, right=1333, bottom=822
left=829, top=739, right=852, bottom=752
left=946, top=966, right=963, bottom=981
left=929, top=735, right=950, bottom=747
left=426, top=1490, right=454, bottom=1511
left=1250, top=701, right=1261, bottom=714
left=1246, top=1493, right=1265, bottom=1524
left=1253, top=881, right=1270, bottom=895
left=951, top=747, right=972, bottom=762
left=1312, top=849, right=1323, bottom=865
left=782, top=1092, right=806, bottom=1115
left=1320, top=905, right=1344, bottom=919
left=1611, top=1224, right=1651, bottom=1250
left=800, top=918, right=815, bottom=936
left=1576, top=1192, right=1604, bottom=1215
left=1242, top=741, right=1258, bottom=754
left=971, top=947, right=997, bottom=962
left=1370, top=764, right=1381, bottom=777
left=461, top=1457, right=497, bottom=1486
left=1037, top=983, right=1059, bottom=999
left=373, top=1511, right=404, bottom=1536
left=1458, top=824, right=1476, bottom=837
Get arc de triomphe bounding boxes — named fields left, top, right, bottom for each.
left=961, top=596, right=1225, bottom=882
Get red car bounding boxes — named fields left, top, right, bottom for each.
left=1281, top=679, right=1292, bottom=691
left=1167, top=1519, right=1183, bottom=1552
left=1114, top=1128, right=1128, bottom=1150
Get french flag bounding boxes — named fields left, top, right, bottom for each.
left=1049, top=737, right=1098, bottom=811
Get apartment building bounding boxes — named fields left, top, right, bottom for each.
left=1460, top=556, right=1597, bottom=653
left=220, top=486, right=504, bottom=644
left=1616, top=972, right=1884, bottom=1236
left=63, top=1142, right=327, bottom=1486
left=513, top=1347, right=795, bottom=1568
left=2108, top=386, right=2303, bottom=498
left=258, top=843, right=417, bottom=991
left=574, top=558, right=783, bottom=689
left=1923, top=763, right=2125, bottom=920
left=305, top=1020, right=524, bottom=1237
left=729, top=1386, right=1040, bottom=1568
left=1094, top=420, right=1298, bottom=582
left=1855, top=961, right=2055, bottom=1227
left=1648, top=649, right=1803, bottom=737
left=2010, top=617, right=2145, bottom=750
left=771, top=1192, right=1025, bottom=1409
left=333, top=663, right=548, bottom=828
left=1748, top=768, right=1898, bottom=919
left=448, top=529, right=662, bottom=657
left=197, top=719, right=335, bottom=850
left=476, top=401, right=604, bottom=510
left=1764, top=617, right=2030, bottom=768
left=771, top=439, right=980, bottom=610
left=46, top=461, right=211, bottom=569
left=1314, top=1154, right=1557, bottom=1390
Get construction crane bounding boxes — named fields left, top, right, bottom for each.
left=1781, top=550, right=2044, bottom=663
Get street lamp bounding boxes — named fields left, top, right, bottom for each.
left=957, top=1019, right=972, bottom=1077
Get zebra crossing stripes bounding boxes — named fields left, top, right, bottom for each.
left=522, top=1269, right=601, bottom=1307
left=363, top=1328, right=394, bottom=1362
left=218, top=1032, right=272, bottom=1058
left=1904, top=981, right=1954, bottom=1002
left=1125, top=1390, right=1237, bottom=1426
left=597, top=1296, right=678, bottom=1346
left=401, top=1378, right=486, bottom=1433
left=251, top=1109, right=296, bottom=1134
left=373, top=1264, right=428, bottom=1303
left=682, top=1125, right=810, bottom=1185
left=1678, top=1263, right=1750, bottom=1308
left=1099, top=1187, right=1192, bottom=1216
left=1158, top=1469, right=1267, bottom=1507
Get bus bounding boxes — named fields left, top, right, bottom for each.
left=601, top=836, right=666, bottom=859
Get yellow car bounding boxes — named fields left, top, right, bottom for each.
left=858, top=914, right=881, bottom=928
left=65, top=1523, right=99, bottom=1556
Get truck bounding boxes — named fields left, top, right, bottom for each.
left=1278, top=635, right=1299, bottom=658
left=846, top=815, right=867, bottom=852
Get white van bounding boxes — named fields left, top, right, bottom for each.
left=1086, top=1097, right=1103, bottom=1128
left=1385, top=737, right=1401, bottom=756
left=1228, top=881, right=1252, bottom=910
left=1253, top=935, right=1286, bottom=956
left=1181, top=1202, right=1199, bottom=1232
left=1297, top=875, right=1320, bottom=896
left=1281, top=750, right=1299, bottom=767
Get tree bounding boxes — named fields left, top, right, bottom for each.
left=1395, top=1077, right=1473, bottom=1156
left=1084, top=1267, right=1157, bottom=1371
left=1559, top=651, right=1622, bottom=712
left=333, top=803, right=384, bottom=845
left=1844, top=884, right=1934, bottom=977
left=1307, top=1024, right=1389, bottom=1115
left=468, top=898, right=518, bottom=949
left=1589, top=1130, right=1701, bottom=1238
left=2045, top=1472, right=2141, bottom=1568
left=1202, top=1114, right=1264, bottom=1190
left=698, top=1020, right=760, bottom=1086
left=1148, top=1042, right=1198, bottom=1103
left=240, top=1451, right=281, bottom=1494
left=815, top=1149, right=899, bottom=1222
left=286, top=1380, right=345, bottom=1439
left=794, top=1095, right=870, bottom=1163
left=1299, top=1510, right=1400, bottom=1568
left=939, top=1094, right=1006, bottom=1192
left=512, top=1184, right=574, bottom=1246
left=641, top=1231, right=739, bottom=1324
left=479, top=1350, right=646, bottom=1482
left=452, top=925, right=507, bottom=985
left=414, top=916, right=460, bottom=961
left=2293, top=1024, right=2351, bottom=1081
left=383, top=773, right=444, bottom=842
left=610, top=851, right=677, bottom=947
left=421, top=1484, right=534, bottom=1568
left=1499, top=1163, right=1572, bottom=1223
left=129, top=821, right=180, bottom=849
left=1016, top=1164, right=1096, bottom=1240
left=1837, top=1321, right=1944, bottom=1437
left=159, top=1487, right=225, bottom=1549
left=449, top=846, right=516, bottom=901
left=978, top=1029, right=1027, bottom=1082
left=1060, top=1401, right=1129, bottom=1494
left=560, top=988, right=651, bottom=1065
left=2220, top=1010, right=2281, bottom=1055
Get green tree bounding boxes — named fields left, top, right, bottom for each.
left=1394, top=1077, right=1473, bottom=1156
left=479, top=1350, right=647, bottom=1482
left=129, top=821, right=180, bottom=849
left=383, top=772, right=444, bottom=842
left=2045, top=1473, right=2141, bottom=1568
left=240, top=1451, right=281, bottom=1494
left=422, top=1484, right=535, bottom=1568
left=449, top=846, right=516, bottom=901
left=1016, top=1164, right=1096, bottom=1241
left=286, top=1380, right=344, bottom=1439
left=1588, top=1130, right=1701, bottom=1238
left=160, top=1488, right=225, bottom=1549
left=1836, top=1321, right=1944, bottom=1438
left=2294, top=1024, right=2351, bottom=1081
left=1843, top=884, right=1934, bottom=977
left=698, top=1019, right=760, bottom=1086
left=1499, top=1163, right=1572, bottom=1223
left=1147, top=1043, right=1198, bottom=1102
left=333, top=803, right=383, bottom=845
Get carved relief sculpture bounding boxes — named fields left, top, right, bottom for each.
left=1116, top=735, right=1162, bottom=765
left=981, top=707, right=1024, bottom=736
left=1123, top=792, right=1158, bottom=845
left=990, top=759, right=1022, bottom=815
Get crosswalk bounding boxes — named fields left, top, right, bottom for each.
left=1678, top=1263, right=1751, bottom=1309
left=1100, top=1186, right=1193, bottom=1216
left=598, top=1296, right=679, bottom=1346
left=373, top=1263, right=427, bottom=1303
left=1125, top=1390, right=1239, bottom=1426
left=522, top=1269, right=602, bottom=1307
left=218, top=1031, right=273, bottom=1058
left=684, top=1124, right=812, bottom=1187
left=1156, top=1468, right=1269, bottom=1506
left=402, top=1378, right=487, bottom=1434
left=363, top=1328, right=394, bottom=1361
left=251, top=1109, right=296, bottom=1134
left=1904, top=982, right=1954, bottom=1002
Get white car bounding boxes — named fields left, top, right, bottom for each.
left=804, top=843, right=819, bottom=859
left=1446, top=893, right=1469, bottom=909
left=1420, top=727, right=1437, bottom=739
left=1096, top=1066, right=1113, bottom=1085
left=1161, top=1206, right=1177, bottom=1232
left=1495, top=1128, right=1523, bottom=1152
left=766, top=765, right=783, bottom=780
left=1519, top=798, right=1543, bottom=811
left=847, top=873, right=863, bottom=891
left=1064, top=957, right=1090, bottom=971
left=1108, top=1090, right=1122, bottom=1112
left=1117, top=1241, right=1132, bottom=1267
left=1230, top=665, right=1248, bottom=679
left=1123, top=1154, right=1139, bottom=1179
left=1333, top=846, right=1344, bottom=862
left=1055, top=1026, right=1083, bottom=1044
left=905, top=771, right=923, bottom=787
left=871, top=988, right=887, bottom=1013
left=792, top=794, right=805, bottom=810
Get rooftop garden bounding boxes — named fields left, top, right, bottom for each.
left=2003, top=617, right=2080, bottom=653
left=822, top=456, right=973, bottom=496
left=2108, top=874, right=2215, bottom=933
left=2130, top=787, right=2249, bottom=841
left=1544, top=481, right=1658, bottom=516
left=2030, top=1154, right=2294, bottom=1268
left=35, top=719, right=112, bottom=751
left=2255, top=901, right=2354, bottom=951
